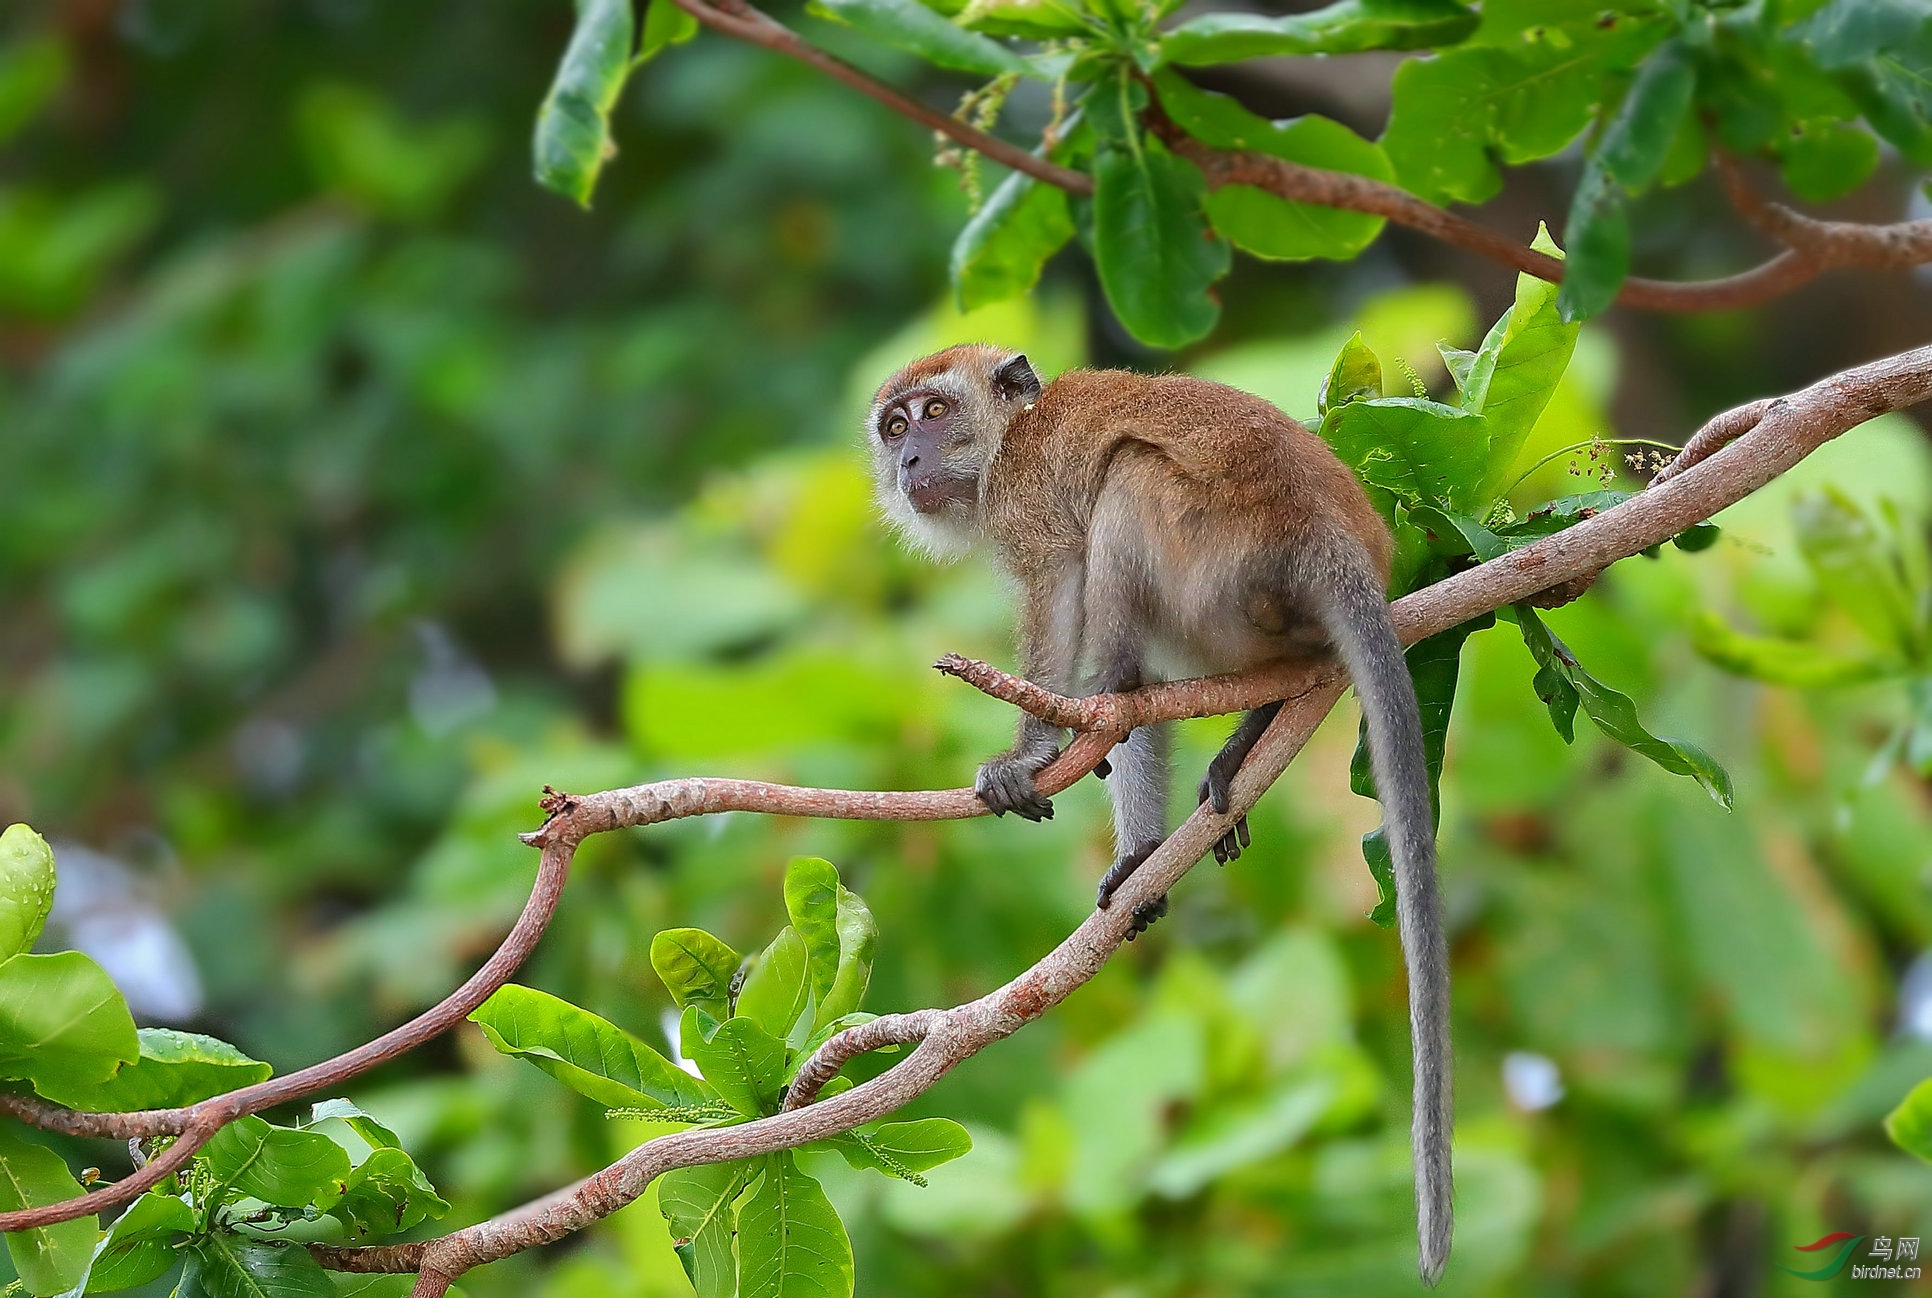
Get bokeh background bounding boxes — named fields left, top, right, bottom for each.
left=4, top=2, right=1932, bottom=1294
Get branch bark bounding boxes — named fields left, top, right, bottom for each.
left=304, top=343, right=1932, bottom=1296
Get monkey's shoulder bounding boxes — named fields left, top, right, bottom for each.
left=1025, top=369, right=1315, bottom=479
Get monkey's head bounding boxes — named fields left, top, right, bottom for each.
left=866, top=343, right=1042, bottom=557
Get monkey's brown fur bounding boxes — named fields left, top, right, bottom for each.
left=868, top=343, right=1452, bottom=1285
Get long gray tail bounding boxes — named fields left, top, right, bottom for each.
left=1311, top=543, right=1453, bottom=1286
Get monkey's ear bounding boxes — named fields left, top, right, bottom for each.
left=991, top=353, right=1042, bottom=403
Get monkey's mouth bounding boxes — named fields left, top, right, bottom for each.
left=904, top=472, right=975, bottom=514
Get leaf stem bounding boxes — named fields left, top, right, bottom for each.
left=1501, top=437, right=1681, bottom=495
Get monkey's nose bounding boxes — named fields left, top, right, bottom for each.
left=903, top=453, right=920, bottom=470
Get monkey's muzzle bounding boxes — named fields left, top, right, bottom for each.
left=903, top=469, right=975, bottom=514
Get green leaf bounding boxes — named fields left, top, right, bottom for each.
left=1796, top=0, right=1932, bottom=164
left=736, top=1154, right=854, bottom=1298
left=1153, top=72, right=1392, bottom=262
left=1690, top=611, right=1895, bottom=688
left=951, top=168, right=1074, bottom=312
left=1317, top=397, right=1489, bottom=513
left=956, top=0, right=1091, bottom=39
left=197, top=1116, right=351, bottom=1211
left=638, top=0, right=700, bottom=64
left=821, top=1118, right=972, bottom=1185
left=783, top=858, right=842, bottom=1010
left=0, top=1125, right=95, bottom=1297
left=533, top=0, right=637, bottom=208
left=1492, top=490, right=1630, bottom=546
left=1383, top=17, right=1665, bottom=205
left=807, top=0, right=1026, bottom=75
left=0, top=824, right=54, bottom=961
left=470, top=984, right=716, bottom=1110
left=1886, top=1076, right=1932, bottom=1162
left=1161, top=0, right=1477, bottom=66
left=33, top=1028, right=271, bottom=1112
left=688, top=1017, right=788, bottom=1117
left=814, top=887, right=876, bottom=1029
left=174, top=1235, right=335, bottom=1298
left=1464, top=228, right=1581, bottom=497
left=1793, top=487, right=1927, bottom=661
left=1558, top=40, right=1696, bottom=321
left=54, top=1189, right=193, bottom=1297
left=1778, top=118, right=1879, bottom=202
left=1091, top=132, right=1229, bottom=349
left=1515, top=603, right=1733, bottom=807
left=0, top=951, right=139, bottom=1098
left=329, top=1147, right=450, bottom=1239
left=308, top=1099, right=401, bottom=1151
left=651, top=929, right=743, bottom=1018
left=0, top=38, right=67, bottom=149
left=1318, top=332, right=1383, bottom=417
left=1349, top=615, right=1491, bottom=927
left=735, top=927, right=813, bottom=1045
left=659, top=1162, right=747, bottom=1298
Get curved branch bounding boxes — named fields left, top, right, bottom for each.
left=311, top=343, right=1932, bottom=1297
left=0, top=841, right=575, bottom=1230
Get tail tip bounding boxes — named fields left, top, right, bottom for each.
left=1418, top=1246, right=1448, bottom=1288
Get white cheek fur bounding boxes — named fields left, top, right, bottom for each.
left=882, top=489, right=977, bottom=561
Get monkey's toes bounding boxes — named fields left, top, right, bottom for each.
left=975, top=760, right=1054, bottom=822
left=1211, top=815, right=1252, bottom=865
left=1124, top=894, right=1168, bottom=940
left=1093, top=757, right=1112, bottom=780
left=1197, top=761, right=1235, bottom=816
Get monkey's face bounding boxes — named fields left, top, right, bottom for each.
left=880, top=390, right=978, bottom=516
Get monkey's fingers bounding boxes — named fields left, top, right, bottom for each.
left=975, top=762, right=1055, bottom=822
left=1096, top=839, right=1162, bottom=909
left=1197, top=765, right=1234, bottom=817
left=1210, top=816, right=1251, bottom=865
left=1093, top=757, right=1112, bottom=780
left=1125, top=894, right=1169, bottom=939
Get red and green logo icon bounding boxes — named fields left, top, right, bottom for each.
left=1780, top=1232, right=1864, bottom=1280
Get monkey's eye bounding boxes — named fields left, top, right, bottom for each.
left=923, top=398, right=947, bottom=419
left=883, top=415, right=907, bottom=439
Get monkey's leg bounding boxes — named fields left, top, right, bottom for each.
left=975, top=561, right=1084, bottom=823
left=1093, top=721, right=1172, bottom=936
left=1198, top=701, right=1282, bottom=864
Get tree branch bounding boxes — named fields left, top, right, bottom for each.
left=304, top=343, right=1932, bottom=1297
left=664, top=0, right=1932, bottom=312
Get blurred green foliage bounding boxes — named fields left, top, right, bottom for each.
left=2, top=3, right=1932, bottom=1296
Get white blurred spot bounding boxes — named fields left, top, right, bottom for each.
left=662, top=1007, right=703, bottom=1078
left=409, top=621, right=496, bottom=736
left=46, top=842, right=203, bottom=1022
left=1896, top=951, right=1932, bottom=1041
left=1503, top=1050, right=1564, bottom=1112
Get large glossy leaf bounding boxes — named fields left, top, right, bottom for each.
left=784, top=858, right=842, bottom=1008
left=35, top=1028, right=271, bottom=1112
left=950, top=168, right=1074, bottom=312
left=1382, top=17, right=1665, bottom=204
left=659, top=1162, right=747, bottom=1298
left=1516, top=604, right=1733, bottom=807
left=1796, top=0, right=1932, bottom=164
left=688, top=1016, right=787, bottom=1117
left=0, top=950, right=139, bottom=1097
left=735, top=927, right=813, bottom=1044
left=1318, top=331, right=1383, bottom=416
left=0, top=823, right=54, bottom=961
left=53, top=1189, right=193, bottom=1297
left=533, top=0, right=636, bottom=208
left=1349, top=614, right=1492, bottom=927
left=1161, top=0, right=1476, bottom=66
left=1317, top=397, right=1488, bottom=512
left=309, top=1098, right=402, bottom=1151
left=1457, top=228, right=1580, bottom=496
left=197, top=1116, right=351, bottom=1211
left=808, top=0, right=1025, bottom=75
left=820, top=1118, right=972, bottom=1185
left=815, top=886, right=876, bottom=1029
left=330, top=1147, right=450, bottom=1238
left=175, top=1235, right=335, bottom=1298
left=956, top=0, right=1090, bottom=39
left=1558, top=40, right=1696, bottom=321
left=470, top=984, right=716, bottom=1110
left=0, top=1125, right=96, bottom=1297
left=736, top=1154, right=854, bottom=1298
left=1153, top=72, right=1390, bottom=261
left=650, top=928, right=742, bottom=1019
left=1091, top=133, right=1228, bottom=349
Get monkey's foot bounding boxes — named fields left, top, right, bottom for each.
left=1198, top=760, right=1253, bottom=866
left=974, top=753, right=1055, bottom=822
left=1096, top=838, right=1164, bottom=910
left=1125, top=894, right=1168, bottom=940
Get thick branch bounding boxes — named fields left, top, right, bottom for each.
left=313, top=344, right=1932, bottom=1296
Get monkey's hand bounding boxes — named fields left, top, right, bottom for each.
left=1096, top=839, right=1168, bottom=939
left=1197, top=761, right=1252, bottom=867
left=974, top=749, right=1056, bottom=822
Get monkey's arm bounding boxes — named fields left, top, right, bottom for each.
left=974, top=558, right=1084, bottom=821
